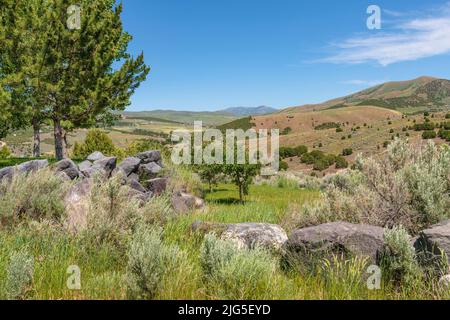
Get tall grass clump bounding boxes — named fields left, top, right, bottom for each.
left=80, top=174, right=142, bottom=250
left=319, top=255, right=369, bottom=299
left=0, top=169, right=72, bottom=226
left=125, top=227, right=184, bottom=300
left=379, top=226, right=423, bottom=289
left=4, top=250, right=34, bottom=300
left=291, top=139, right=450, bottom=234
left=199, top=234, right=278, bottom=299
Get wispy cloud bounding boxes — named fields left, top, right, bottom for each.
left=341, top=79, right=387, bottom=86
left=323, top=4, right=450, bottom=66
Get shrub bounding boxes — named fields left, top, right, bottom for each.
left=0, top=169, right=72, bottom=226
left=126, top=227, right=183, bottom=299
left=315, top=122, right=340, bottom=130
left=281, top=127, right=292, bottom=135
left=335, top=156, right=349, bottom=169
left=379, top=226, right=422, bottom=287
left=297, top=140, right=450, bottom=234
left=0, top=145, right=11, bottom=159
left=414, top=123, right=435, bottom=131
left=279, top=161, right=289, bottom=171
left=80, top=174, right=142, bottom=249
left=199, top=234, right=277, bottom=299
left=342, top=148, right=353, bottom=156
left=4, top=250, right=34, bottom=300
left=422, top=130, right=437, bottom=139
left=72, top=129, right=124, bottom=159
left=446, top=113, right=450, bottom=119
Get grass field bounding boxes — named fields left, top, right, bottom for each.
left=1, top=179, right=448, bottom=300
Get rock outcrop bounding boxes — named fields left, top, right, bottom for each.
left=414, top=220, right=450, bottom=264
left=285, top=222, right=384, bottom=264
left=191, top=221, right=288, bottom=251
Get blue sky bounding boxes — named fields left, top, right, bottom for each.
left=121, top=0, right=450, bottom=111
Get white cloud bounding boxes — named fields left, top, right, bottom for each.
left=323, top=5, right=450, bottom=66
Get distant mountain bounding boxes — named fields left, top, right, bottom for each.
left=282, top=76, right=450, bottom=114
left=122, top=110, right=237, bottom=126
left=220, top=106, right=277, bottom=116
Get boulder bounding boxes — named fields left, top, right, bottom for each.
left=128, top=179, right=147, bottom=193
left=191, top=221, right=288, bottom=251
left=127, top=172, right=139, bottom=182
left=78, top=160, right=93, bottom=172
left=145, top=177, right=168, bottom=196
left=285, top=222, right=384, bottom=263
left=138, top=162, right=162, bottom=178
left=127, top=187, right=152, bottom=204
left=222, top=223, right=288, bottom=251
left=86, top=151, right=105, bottom=162
left=17, top=159, right=49, bottom=174
left=90, top=157, right=117, bottom=178
left=171, top=192, right=205, bottom=213
left=414, top=220, right=450, bottom=264
left=136, top=150, right=161, bottom=163
left=0, top=166, right=14, bottom=183
left=118, top=157, right=141, bottom=176
left=54, top=159, right=80, bottom=180
left=64, top=178, right=93, bottom=233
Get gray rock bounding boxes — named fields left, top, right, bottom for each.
left=285, top=222, right=384, bottom=264
left=128, top=179, right=147, bottom=193
left=91, top=157, right=117, bottom=178
left=136, top=150, right=161, bottom=163
left=64, top=178, right=93, bottom=233
left=118, top=157, right=141, bottom=176
left=86, top=151, right=105, bottom=162
left=222, top=223, right=288, bottom=251
left=190, top=221, right=288, bottom=251
left=17, top=159, right=49, bottom=174
left=78, top=160, right=93, bottom=172
left=414, top=220, right=450, bottom=264
left=145, top=177, right=168, bottom=196
left=54, top=159, right=80, bottom=180
left=127, top=187, right=152, bottom=204
left=127, top=172, right=139, bottom=182
left=0, top=166, right=14, bottom=182
left=139, top=162, right=162, bottom=178
left=81, top=167, right=102, bottom=179
left=171, top=192, right=205, bottom=213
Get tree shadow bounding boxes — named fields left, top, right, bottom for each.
left=207, top=198, right=252, bottom=206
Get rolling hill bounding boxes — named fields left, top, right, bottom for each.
left=282, top=76, right=450, bottom=115
left=122, top=110, right=237, bottom=126
left=122, top=106, right=278, bottom=126
left=214, top=77, right=450, bottom=173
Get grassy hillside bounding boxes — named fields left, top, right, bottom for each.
left=283, top=77, right=450, bottom=115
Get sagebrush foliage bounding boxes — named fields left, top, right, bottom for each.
left=292, top=139, right=450, bottom=234
left=4, top=250, right=34, bottom=300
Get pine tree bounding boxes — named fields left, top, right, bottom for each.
left=1, top=0, right=149, bottom=159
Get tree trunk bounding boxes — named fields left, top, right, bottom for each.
left=63, top=131, right=69, bottom=151
left=53, top=118, right=67, bottom=160
left=32, top=118, right=41, bottom=158
left=239, top=184, right=244, bottom=203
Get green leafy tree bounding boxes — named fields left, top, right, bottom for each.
left=224, top=163, right=260, bottom=203
left=196, top=164, right=223, bottom=193
left=2, top=0, right=149, bottom=160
